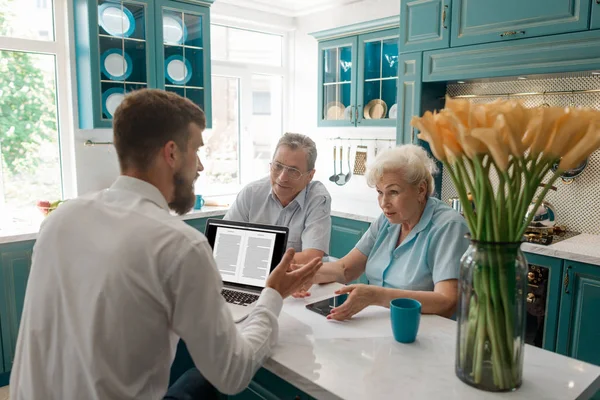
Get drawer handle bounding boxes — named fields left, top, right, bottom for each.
left=442, top=5, right=448, bottom=29
left=563, top=265, right=571, bottom=294
left=500, top=30, right=525, bottom=37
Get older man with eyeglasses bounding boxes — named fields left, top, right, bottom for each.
left=224, top=133, right=332, bottom=264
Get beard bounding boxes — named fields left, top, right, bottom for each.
left=169, top=169, right=197, bottom=215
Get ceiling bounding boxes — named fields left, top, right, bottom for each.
left=219, top=0, right=360, bottom=17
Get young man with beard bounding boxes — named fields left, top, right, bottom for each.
left=224, top=133, right=332, bottom=264
left=10, top=90, right=322, bottom=399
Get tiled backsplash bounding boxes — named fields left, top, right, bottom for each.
left=440, top=74, right=600, bottom=235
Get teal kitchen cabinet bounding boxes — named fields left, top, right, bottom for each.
left=183, top=214, right=223, bottom=234
left=423, top=30, right=600, bottom=82
left=74, top=0, right=214, bottom=129
left=74, top=0, right=156, bottom=129
left=556, top=260, right=600, bottom=367
left=154, top=0, right=212, bottom=123
left=451, top=0, right=591, bottom=47
left=592, top=0, right=600, bottom=29
left=396, top=52, right=422, bottom=145
left=0, top=240, right=35, bottom=376
left=229, top=369, right=315, bottom=400
left=356, top=29, right=399, bottom=127
left=317, top=36, right=358, bottom=127
left=329, top=216, right=370, bottom=259
left=395, top=51, right=445, bottom=195
left=522, top=253, right=564, bottom=352
left=313, top=17, right=399, bottom=128
left=399, top=0, right=451, bottom=53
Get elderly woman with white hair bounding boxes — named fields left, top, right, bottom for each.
left=295, top=144, right=469, bottom=320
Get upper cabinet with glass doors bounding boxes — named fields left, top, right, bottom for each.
left=313, top=18, right=399, bottom=127
left=74, top=0, right=214, bottom=129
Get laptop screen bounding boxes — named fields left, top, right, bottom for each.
left=204, top=219, right=288, bottom=289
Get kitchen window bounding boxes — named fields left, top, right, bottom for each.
left=0, top=0, right=74, bottom=234
left=197, top=25, right=286, bottom=196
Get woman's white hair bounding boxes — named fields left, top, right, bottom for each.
left=366, top=144, right=439, bottom=196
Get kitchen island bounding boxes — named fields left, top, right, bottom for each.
left=258, top=283, right=600, bottom=400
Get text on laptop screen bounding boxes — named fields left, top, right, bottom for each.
left=213, top=226, right=276, bottom=287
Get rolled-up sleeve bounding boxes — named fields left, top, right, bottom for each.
left=355, top=214, right=385, bottom=257
left=427, top=221, right=470, bottom=284
left=300, top=193, right=332, bottom=253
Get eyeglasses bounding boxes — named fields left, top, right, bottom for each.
left=269, top=161, right=310, bottom=180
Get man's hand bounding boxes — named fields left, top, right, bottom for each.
left=288, top=262, right=314, bottom=298
left=266, top=249, right=322, bottom=299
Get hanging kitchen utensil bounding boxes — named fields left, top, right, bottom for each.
left=353, top=145, right=368, bottom=175
left=335, top=145, right=346, bottom=185
left=328, top=145, right=338, bottom=183
left=550, top=157, right=588, bottom=184
left=344, top=145, right=352, bottom=184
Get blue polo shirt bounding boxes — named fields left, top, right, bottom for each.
left=355, top=197, right=470, bottom=291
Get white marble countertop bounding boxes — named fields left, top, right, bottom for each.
left=266, top=283, right=600, bottom=400
left=522, top=233, right=600, bottom=266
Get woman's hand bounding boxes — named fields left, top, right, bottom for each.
left=328, top=284, right=379, bottom=321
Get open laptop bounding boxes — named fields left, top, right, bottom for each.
left=204, top=219, right=288, bottom=323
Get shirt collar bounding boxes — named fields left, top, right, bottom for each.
left=269, top=184, right=308, bottom=209
left=411, top=196, right=436, bottom=235
left=109, top=176, right=170, bottom=211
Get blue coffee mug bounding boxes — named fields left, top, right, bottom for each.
left=390, top=298, right=421, bottom=343
left=194, top=195, right=205, bottom=210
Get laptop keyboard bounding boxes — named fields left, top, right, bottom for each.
left=221, top=289, right=259, bottom=306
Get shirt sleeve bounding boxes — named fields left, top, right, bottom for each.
left=427, top=221, right=470, bottom=284
left=355, top=213, right=385, bottom=257
left=164, top=240, right=283, bottom=395
left=300, top=192, right=332, bottom=253
left=224, top=186, right=250, bottom=222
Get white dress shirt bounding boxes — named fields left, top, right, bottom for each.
left=10, top=176, right=283, bottom=400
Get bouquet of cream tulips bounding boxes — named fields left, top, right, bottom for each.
left=411, top=96, right=600, bottom=391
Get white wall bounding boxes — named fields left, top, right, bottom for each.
left=290, top=0, right=400, bottom=213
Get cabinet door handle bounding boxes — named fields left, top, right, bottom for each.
left=356, top=105, right=360, bottom=123
left=350, top=105, right=355, bottom=124
left=411, top=127, right=415, bottom=143
left=500, top=30, right=525, bottom=37
left=563, top=265, right=571, bottom=294
left=442, top=5, right=448, bottom=29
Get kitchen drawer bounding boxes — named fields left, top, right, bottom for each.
left=423, top=30, right=600, bottom=82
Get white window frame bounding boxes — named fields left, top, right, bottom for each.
left=208, top=22, right=290, bottom=195
left=0, top=0, right=77, bottom=199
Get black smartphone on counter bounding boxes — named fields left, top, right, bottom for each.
left=305, top=294, right=348, bottom=317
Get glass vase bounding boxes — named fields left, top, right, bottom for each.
left=455, top=240, right=528, bottom=392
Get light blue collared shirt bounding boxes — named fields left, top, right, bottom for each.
left=224, top=177, right=332, bottom=254
left=355, top=197, right=470, bottom=291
